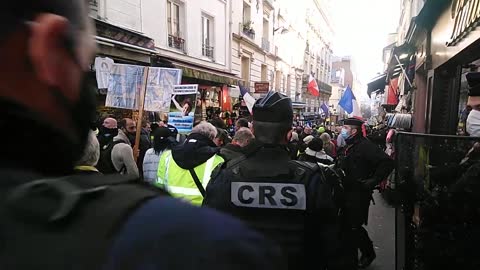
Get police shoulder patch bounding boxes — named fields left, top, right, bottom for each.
left=231, top=182, right=306, bottom=210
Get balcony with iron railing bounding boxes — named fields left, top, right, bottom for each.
left=261, top=37, right=270, bottom=52
left=202, top=43, right=214, bottom=59
left=242, top=23, right=256, bottom=40
left=168, top=34, right=186, bottom=52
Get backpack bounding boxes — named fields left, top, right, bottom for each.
left=97, top=140, right=126, bottom=174
left=0, top=173, right=167, bottom=269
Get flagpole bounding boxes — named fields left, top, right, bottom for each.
left=394, top=54, right=413, bottom=88
left=133, top=66, right=149, bottom=163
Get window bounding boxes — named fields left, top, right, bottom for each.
left=287, top=75, right=291, bottom=96
left=242, top=2, right=254, bottom=39
left=261, top=65, right=268, bottom=81
left=241, top=57, right=251, bottom=85
left=167, top=0, right=185, bottom=51
left=262, top=19, right=270, bottom=51
left=202, top=15, right=214, bottom=58
left=167, top=1, right=180, bottom=36
left=263, top=19, right=269, bottom=38
left=243, top=2, right=251, bottom=25
left=275, top=71, right=282, bottom=91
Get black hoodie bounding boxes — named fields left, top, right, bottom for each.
left=171, top=133, right=220, bottom=169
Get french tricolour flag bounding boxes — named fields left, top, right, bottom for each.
left=307, top=74, right=320, bottom=97
left=338, top=86, right=361, bottom=117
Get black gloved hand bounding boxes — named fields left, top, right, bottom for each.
left=360, top=178, right=378, bottom=191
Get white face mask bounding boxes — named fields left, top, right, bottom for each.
left=466, top=109, right=480, bottom=137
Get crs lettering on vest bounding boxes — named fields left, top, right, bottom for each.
left=231, top=182, right=306, bottom=210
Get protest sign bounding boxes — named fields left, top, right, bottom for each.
left=168, top=85, right=199, bottom=134
left=144, top=68, right=182, bottom=112
left=105, top=64, right=143, bottom=109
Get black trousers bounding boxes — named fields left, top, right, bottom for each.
left=338, top=191, right=375, bottom=269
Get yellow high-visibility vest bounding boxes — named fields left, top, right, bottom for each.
left=156, top=150, right=224, bottom=206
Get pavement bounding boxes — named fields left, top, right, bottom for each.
left=364, top=191, right=396, bottom=270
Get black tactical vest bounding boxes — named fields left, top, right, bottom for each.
left=204, top=147, right=337, bottom=269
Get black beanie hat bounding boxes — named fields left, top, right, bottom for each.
left=308, top=138, right=323, bottom=152
left=253, top=92, right=293, bottom=123
left=466, top=72, right=480, bottom=97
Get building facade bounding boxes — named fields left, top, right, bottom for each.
left=90, top=0, right=241, bottom=120
left=331, top=56, right=359, bottom=118
left=230, top=0, right=276, bottom=96
left=232, top=0, right=335, bottom=119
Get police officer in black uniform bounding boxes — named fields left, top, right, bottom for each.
left=204, top=92, right=342, bottom=270
left=337, top=118, right=394, bottom=268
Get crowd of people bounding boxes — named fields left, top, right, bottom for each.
left=2, top=1, right=479, bottom=270
left=84, top=91, right=395, bottom=270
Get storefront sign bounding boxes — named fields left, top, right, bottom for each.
left=254, top=82, right=270, bottom=93
left=448, top=0, right=480, bottom=46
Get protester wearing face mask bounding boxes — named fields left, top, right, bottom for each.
left=96, top=118, right=139, bottom=177
left=97, top=117, right=118, bottom=147
left=467, top=109, right=480, bottom=137
left=466, top=72, right=480, bottom=137
left=337, top=117, right=394, bottom=269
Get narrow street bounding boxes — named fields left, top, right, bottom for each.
left=365, top=191, right=395, bottom=270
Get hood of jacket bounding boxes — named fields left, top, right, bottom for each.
left=172, top=133, right=219, bottom=169
left=113, top=129, right=131, bottom=146
left=305, top=148, right=334, bottom=162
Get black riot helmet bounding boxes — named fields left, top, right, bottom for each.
left=252, top=91, right=293, bottom=144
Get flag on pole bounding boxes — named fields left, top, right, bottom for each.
left=321, top=103, right=330, bottom=117
left=239, top=83, right=256, bottom=114
left=307, top=74, right=320, bottom=97
left=338, top=86, right=361, bottom=117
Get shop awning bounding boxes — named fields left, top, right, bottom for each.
left=386, top=43, right=414, bottom=80
left=156, top=57, right=241, bottom=86
left=367, top=73, right=387, bottom=98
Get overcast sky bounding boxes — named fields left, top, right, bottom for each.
left=331, top=0, right=401, bottom=98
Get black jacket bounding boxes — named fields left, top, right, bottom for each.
left=220, top=144, right=244, bottom=162
left=204, top=142, right=341, bottom=269
left=339, top=134, right=394, bottom=191
left=220, top=140, right=259, bottom=162
left=287, top=142, right=299, bottom=160
left=172, top=133, right=220, bottom=169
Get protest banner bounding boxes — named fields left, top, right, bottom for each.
left=144, top=68, right=182, bottom=112
left=105, top=64, right=144, bottom=110
left=104, top=63, right=184, bottom=161
left=168, top=85, right=199, bottom=134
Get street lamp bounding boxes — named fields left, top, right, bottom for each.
left=274, top=26, right=289, bottom=35
left=272, top=26, right=289, bottom=92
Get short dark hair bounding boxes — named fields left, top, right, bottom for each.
left=236, top=118, right=249, bottom=128
left=253, top=121, right=291, bottom=144
left=118, top=118, right=129, bottom=129
left=1, top=1, right=88, bottom=45
left=209, top=118, right=226, bottom=129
